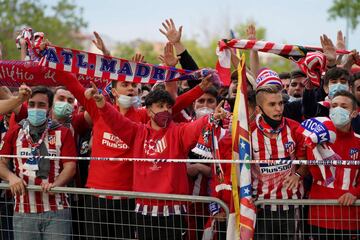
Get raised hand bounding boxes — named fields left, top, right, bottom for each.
left=132, top=53, right=145, bottom=63
left=158, top=42, right=180, bottom=66
left=92, top=31, right=110, bottom=56
left=320, top=34, right=337, bottom=67
left=84, top=82, right=105, bottom=108
left=214, top=100, right=227, bottom=120
left=246, top=24, right=257, bottom=40
left=39, top=38, right=51, bottom=51
left=159, top=18, right=182, bottom=44
left=336, top=30, right=346, bottom=50
left=17, top=84, right=32, bottom=103
left=342, top=49, right=359, bottom=70
left=198, top=74, right=213, bottom=91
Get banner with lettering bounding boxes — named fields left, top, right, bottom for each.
left=39, top=45, right=195, bottom=84
left=0, top=44, right=222, bottom=98
left=0, top=60, right=110, bottom=91
left=0, top=61, right=56, bottom=88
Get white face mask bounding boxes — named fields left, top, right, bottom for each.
left=195, top=107, right=214, bottom=119
left=117, top=95, right=141, bottom=108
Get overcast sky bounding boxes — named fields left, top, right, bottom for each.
left=64, top=0, right=360, bottom=50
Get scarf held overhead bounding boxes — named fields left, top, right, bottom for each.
left=216, top=39, right=351, bottom=86
left=0, top=60, right=116, bottom=96
left=0, top=57, right=220, bottom=97
left=39, top=45, right=222, bottom=85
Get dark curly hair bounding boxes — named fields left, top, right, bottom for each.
left=144, top=89, right=175, bottom=108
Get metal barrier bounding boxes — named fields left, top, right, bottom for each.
left=1, top=186, right=359, bottom=240
left=254, top=199, right=360, bottom=240
left=0, top=183, right=228, bottom=240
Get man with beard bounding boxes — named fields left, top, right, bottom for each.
left=0, top=86, right=76, bottom=240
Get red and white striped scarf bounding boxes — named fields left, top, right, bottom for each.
left=191, top=114, right=224, bottom=182
left=297, top=117, right=340, bottom=185
left=215, top=39, right=350, bottom=87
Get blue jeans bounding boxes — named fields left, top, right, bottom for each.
left=13, top=208, right=71, bottom=240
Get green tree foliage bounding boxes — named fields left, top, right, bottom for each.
left=114, top=40, right=160, bottom=64
left=328, top=0, right=360, bottom=30
left=0, top=0, right=87, bottom=59
left=114, top=44, right=136, bottom=60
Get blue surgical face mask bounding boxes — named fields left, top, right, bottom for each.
left=328, top=83, right=349, bottom=98
left=53, top=101, right=73, bottom=119
left=329, top=106, right=351, bottom=127
left=27, top=109, right=47, bottom=126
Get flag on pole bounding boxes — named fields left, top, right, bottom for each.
left=227, top=52, right=256, bottom=239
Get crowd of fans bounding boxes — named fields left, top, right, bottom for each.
left=0, top=18, right=358, bottom=240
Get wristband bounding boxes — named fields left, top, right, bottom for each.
left=294, top=172, right=303, bottom=179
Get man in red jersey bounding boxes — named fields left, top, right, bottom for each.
left=84, top=79, right=226, bottom=240
left=252, top=69, right=307, bottom=240
left=54, top=64, right=210, bottom=238
left=0, top=86, right=76, bottom=240
left=307, top=90, right=360, bottom=240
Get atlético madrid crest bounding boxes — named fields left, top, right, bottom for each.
left=349, top=148, right=359, bottom=160
left=48, top=135, right=56, bottom=145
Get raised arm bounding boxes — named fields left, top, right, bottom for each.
left=54, top=70, right=99, bottom=120
left=247, top=24, right=260, bottom=76
left=92, top=31, right=111, bottom=56
left=85, top=82, right=139, bottom=147
left=335, top=30, right=346, bottom=65
left=0, top=85, right=31, bottom=115
left=159, top=42, right=181, bottom=99
left=159, top=18, right=199, bottom=73
left=19, top=38, right=27, bottom=61
left=171, top=74, right=213, bottom=115
left=320, top=34, right=337, bottom=69
left=159, top=18, right=185, bottom=55
left=301, top=88, right=320, bottom=118
left=180, top=100, right=227, bottom=152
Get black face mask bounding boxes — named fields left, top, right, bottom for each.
left=259, top=106, right=283, bottom=129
